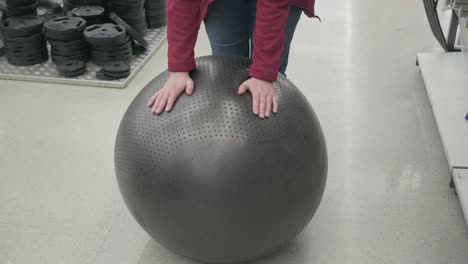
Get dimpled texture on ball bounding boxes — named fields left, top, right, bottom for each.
left=114, top=56, right=328, bottom=264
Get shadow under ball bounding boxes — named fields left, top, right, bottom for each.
left=114, top=56, right=328, bottom=264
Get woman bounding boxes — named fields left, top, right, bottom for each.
left=148, top=0, right=317, bottom=119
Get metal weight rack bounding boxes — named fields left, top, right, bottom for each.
left=0, top=27, right=166, bottom=89
left=0, top=0, right=167, bottom=88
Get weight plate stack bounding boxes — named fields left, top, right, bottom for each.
left=63, top=0, right=107, bottom=12
left=6, top=0, right=38, bottom=17
left=43, top=16, right=90, bottom=64
left=70, top=6, right=106, bottom=26
left=84, top=23, right=133, bottom=66
left=108, top=0, right=147, bottom=36
left=0, top=16, right=48, bottom=66
left=144, top=0, right=166, bottom=29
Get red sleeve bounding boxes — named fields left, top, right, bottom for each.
left=249, top=0, right=290, bottom=82
left=167, top=0, right=202, bottom=72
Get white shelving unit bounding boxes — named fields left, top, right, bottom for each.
left=454, top=170, right=468, bottom=223
left=418, top=4, right=468, bottom=224
left=418, top=52, right=468, bottom=170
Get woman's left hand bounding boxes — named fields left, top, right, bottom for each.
left=238, top=78, right=279, bottom=119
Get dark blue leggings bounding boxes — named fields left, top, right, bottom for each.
left=204, top=0, right=302, bottom=75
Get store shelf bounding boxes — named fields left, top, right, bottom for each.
left=453, top=169, right=468, bottom=226
left=418, top=53, right=468, bottom=101
left=417, top=52, right=468, bottom=170
left=431, top=100, right=468, bottom=169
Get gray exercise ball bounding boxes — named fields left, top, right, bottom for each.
left=114, top=56, right=327, bottom=264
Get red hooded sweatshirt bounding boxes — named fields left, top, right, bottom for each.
left=167, top=0, right=316, bottom=81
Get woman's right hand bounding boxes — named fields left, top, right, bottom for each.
left=147, top=72, right=195, bottom=114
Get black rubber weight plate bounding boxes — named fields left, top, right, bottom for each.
left=52, top=54, right=90, bottom=64
left=6, top=48, right=47, bottom=57
left=93, top=56, right=131, bottom=67
left=92, top=50, right=132, bottom=61
left=6, top=0, right=36, bottom=8
left=0, top=41, right=5, bottom=56
left=51, top=50, right=90, bottom=59
left=4, top=41, right=47, bottom=51
left=51, top=42, right=89, bottom=52
left=84, top=23, right=127, bottom=45
left=132, top=43, right=146, bottom=55
left=103, top=60, right=130, bottom=74
left=50, top=45, right=89, bottom=55
left=43, top=16, right=87, bottom=34
left=7, top=54, right=48, bottom=66
left=92, top=44, right=132, bottom=57
left=48, top=38, right=87, bottom=47
left=96, top=69, right=116, bottom=80
left=64, top=0, right=107, bottom=6
left=52, top=49, right=88, bottom=58
left=44, top=30, right=85, bottom=41
left=6, top=45, right=48, bottom=55
left=109, top=12, right=148, bottom=48
left=0, top=16, right=44, bottom=38
left=2, top=32, right=46, bottom=44
left=52, top=49, right=89, bottom=58
left=5, top=47, right=47, bottom=57
left=9, top=2, right=38, bottom=12
left=90, top=35, right=131, bottom=51
left=71, top=5, right=105, bottom=18
left=57, top=59, right=85, bottom=73
left=104, top=70, right=130, bottom=79
left=58, top=67, right=87, bottom=77
left=96, top=68, right=129, bottom=80
left=6, top=5, right=38, bottom=17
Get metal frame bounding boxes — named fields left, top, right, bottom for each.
left=423, top=0, right=461, bottom=52
left=447, top=10, right=460, bottom=50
